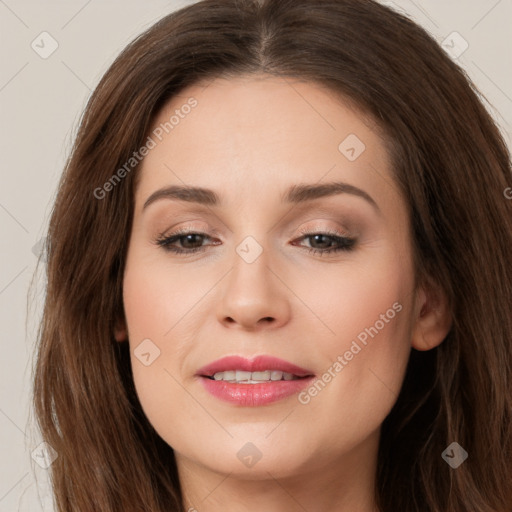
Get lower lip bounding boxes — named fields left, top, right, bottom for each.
left=199, top=376, right=315, bottom=406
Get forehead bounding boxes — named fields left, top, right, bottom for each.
left=135, top=74, right=395, bottom=212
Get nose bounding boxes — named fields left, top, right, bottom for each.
left=217, top=245, right=291, bottom=331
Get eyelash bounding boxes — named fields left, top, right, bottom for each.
left=154, top=227, right=356, bottom=256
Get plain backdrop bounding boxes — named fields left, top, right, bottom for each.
left=0, top=0, right=511, bottom=510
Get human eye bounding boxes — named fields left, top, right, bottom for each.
left=153, top=227, right=219, bottom=255
left=293, top=227, right=356, bottom=256
left=153, top=226, right=356, bottom=257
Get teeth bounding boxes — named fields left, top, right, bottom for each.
left=211, top=370, right=300, bottom=383
left=251, top=371, right=271, bottom=380
left=236, top=370, right=252, bottom=381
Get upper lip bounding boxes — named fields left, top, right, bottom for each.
left=196, top=355, right=314, bottom=378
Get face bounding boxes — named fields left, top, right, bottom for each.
left=119, top=74, right=432, bottom=481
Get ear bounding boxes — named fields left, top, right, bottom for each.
left=411, top=278, right=452, bottom=351
left=114, top=315, right=128, bottom=342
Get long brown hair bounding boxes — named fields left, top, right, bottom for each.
left=32, top=0, right=512, bottom=510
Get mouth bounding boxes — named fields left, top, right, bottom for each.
left=196, top=355, right=315, bottom=406
left=204, top=370, right=309, bottom=383
left=196, top=354, right=315, bottom=381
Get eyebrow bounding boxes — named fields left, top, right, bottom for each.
left=142, top=181, right=380, bottom=213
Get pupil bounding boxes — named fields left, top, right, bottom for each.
left=183, top=234, right=201, bottom=248
left=312, top=234, right=331, bottom=248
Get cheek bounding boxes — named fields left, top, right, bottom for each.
left=296, top=242, right=413, bottom=354
left=121, top=244, right=221, bottom=424
left=294, top=247, right=414, bottom=439
left=121, top=254, right=196, bottom=441
left=122, top=246, right=209, bottom=342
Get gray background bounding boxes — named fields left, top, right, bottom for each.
left=1, top=0, right=511, bottom=510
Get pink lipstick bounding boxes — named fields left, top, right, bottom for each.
left=196, top=355, right=315, bottom=406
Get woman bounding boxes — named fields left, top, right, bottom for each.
left=33, top=0, right=512, bottom=510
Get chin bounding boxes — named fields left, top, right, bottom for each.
left=175, top=433, right=318, bottom=479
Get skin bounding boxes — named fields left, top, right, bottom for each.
left=115, top=74, right=451, bottom=512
